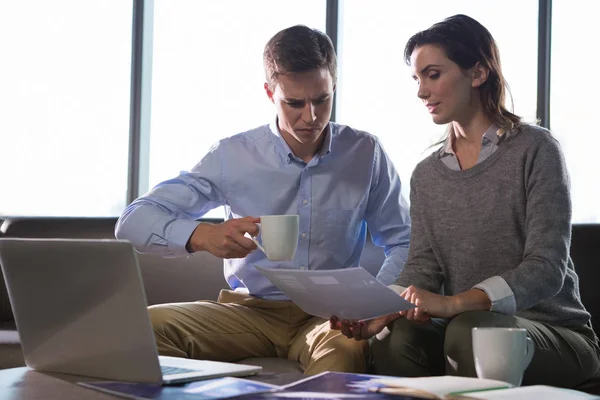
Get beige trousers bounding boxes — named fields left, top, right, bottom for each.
left=148, top=290, right=368, bottom=375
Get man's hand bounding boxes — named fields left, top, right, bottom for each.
left=187, top=216, right=261, bottom=259
left=329, top=313, right=400, bottom=341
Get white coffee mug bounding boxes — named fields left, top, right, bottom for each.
left=472, top=327, right=534, bottom=386
left=251, top=215, right=299, bottom=261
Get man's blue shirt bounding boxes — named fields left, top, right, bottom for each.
left=116, top=120, right=411, bottom=299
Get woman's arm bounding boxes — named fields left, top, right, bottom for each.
left=493, top=131, right=572, bottom=312
left=395, top=170, right=445, bottom=293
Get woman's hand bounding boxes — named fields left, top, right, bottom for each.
left=400, top=285, right=458, bottom=320
left=329, top=313, right=400, bottom=341
left=329, top=284, right=483, bottom=340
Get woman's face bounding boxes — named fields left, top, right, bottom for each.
left=410, top=44, right=480, bottom=125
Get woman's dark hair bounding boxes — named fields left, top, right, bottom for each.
left=263, top=25, right=336, bottom=90
left=405, top=14, right=521, bottom=133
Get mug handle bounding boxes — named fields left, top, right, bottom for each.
left=250, top=223, right=266, bottom=254
left=523, top=336, right=535, bottom=370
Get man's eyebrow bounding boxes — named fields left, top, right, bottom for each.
left=284, top=93, right=331, bottom=102
left=313, top=93, right=331, bottom=101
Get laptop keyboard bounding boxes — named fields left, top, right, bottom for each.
left=161, top=365, right=201, bottom=376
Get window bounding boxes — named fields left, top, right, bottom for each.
left=148, top=0, right=327, bottom=218
left=550, top=2, right=599, bottom=223
left=337, top=1, right=538, bottom=202
left=0, top=1, right=133, bottom=217
left=4, top=2, right=596, bottom=223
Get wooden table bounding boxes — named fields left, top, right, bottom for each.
left=0, top=367, right=117, bottom=399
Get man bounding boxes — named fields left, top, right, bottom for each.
left=115, top=25, right=410, bottom=374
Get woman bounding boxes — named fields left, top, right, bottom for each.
left=331, top=14, right=600, bottom=388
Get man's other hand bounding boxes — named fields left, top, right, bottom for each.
left=329, top=313, right=400, bottom=341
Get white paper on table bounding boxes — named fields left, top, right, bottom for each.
left=458, top=385, right=597, bottom=399
left=255, top=266, right=415, bottom=320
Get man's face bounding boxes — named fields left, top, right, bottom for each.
left=265, top=68, right=334, bottom=151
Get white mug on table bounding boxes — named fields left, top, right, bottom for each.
left=472, top=327, right=535, bottom=386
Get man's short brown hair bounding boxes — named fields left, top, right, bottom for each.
left=263, top=25, right=337, bottom=89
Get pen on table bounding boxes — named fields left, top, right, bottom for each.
left=448, top=385, right=510, bottom=396
left=368, top=386, right=438, bottom=399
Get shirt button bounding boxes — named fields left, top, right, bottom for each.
left=301, top=233, right=307, bottom=239
left=286, top=157, right=291, bottom=163
left=302, top=199, right=308, bottom=205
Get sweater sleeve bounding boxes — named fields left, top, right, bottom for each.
left=497, top=133, right=572, bottom=312
left=395, top=170, right=445, bottom=293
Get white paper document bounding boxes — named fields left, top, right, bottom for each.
left=458, top=385, right=598, bottom=399
left=255, top=266, right=415, bottom=320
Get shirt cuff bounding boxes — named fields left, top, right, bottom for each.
left=473, top=276, right=516, bottom=315
left=388, top=284, right=407, bottom=295
left=165, top=218, right=201, bottom=255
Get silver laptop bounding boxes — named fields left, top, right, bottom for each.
left=0, top=238, right=261, bottom=384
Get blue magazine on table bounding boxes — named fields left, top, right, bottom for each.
left=78, top=376, right=280, bottom=400
left=234, top=372, right=417, bottom=400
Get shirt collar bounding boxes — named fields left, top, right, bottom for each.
left=442, top=124, right=501, bottom=156
left=269, top=116, right=333, bottom=160
left=318, top=123, right=333, bottom=157
left=269, top=117, right=294, bottom=157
